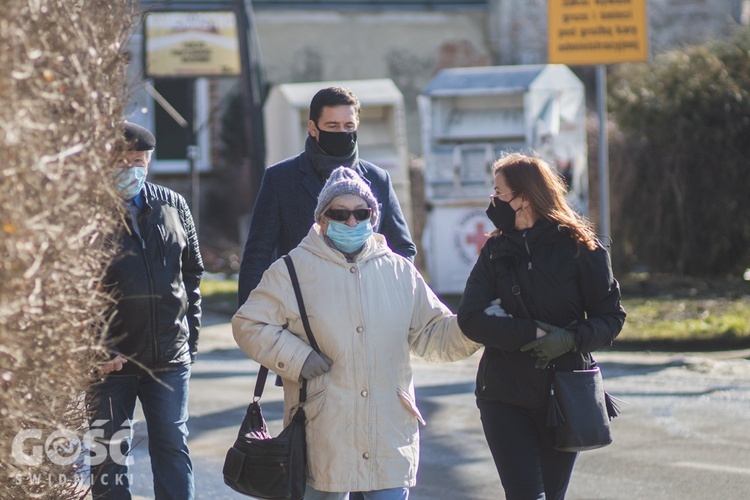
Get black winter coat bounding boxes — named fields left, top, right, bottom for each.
left=103, top=183, right=203, bottom=373
left=457, top=219, right=625, bottom=409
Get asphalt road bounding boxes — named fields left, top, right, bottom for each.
left=121, top=314, right=750, bottom=499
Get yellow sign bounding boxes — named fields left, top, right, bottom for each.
left=145, top=12, right=241, bottom=77
left=548, top=0, right=648, bottom=65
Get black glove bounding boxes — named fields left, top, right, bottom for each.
left=299, top=351, right=333, bottom=380
left=534, top=321, right=556, bottom=334
left=520, top=321, right=576, bottom=369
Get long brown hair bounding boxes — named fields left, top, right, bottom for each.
left=491, top=153, right=597, bottom=250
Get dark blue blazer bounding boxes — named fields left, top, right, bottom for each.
left=238, top=152, right=416, bottom=305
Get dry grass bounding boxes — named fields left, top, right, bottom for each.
left=615, top=274, right=750, bottom=350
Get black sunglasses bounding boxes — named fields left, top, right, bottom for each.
left=325, top=208, right=372, bottom=222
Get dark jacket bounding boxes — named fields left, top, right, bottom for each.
left=238, top=152, right=416, bottom=305
left=104, top=183, right=203, bottom=373
left=457, top=219, right=625, bottom=409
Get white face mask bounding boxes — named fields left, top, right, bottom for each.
left=115, top=166, right=146, bottom=199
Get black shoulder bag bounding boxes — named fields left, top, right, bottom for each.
left=509, top=266, right=619, bottom=452
left=223, top=255, right=319, bottom=499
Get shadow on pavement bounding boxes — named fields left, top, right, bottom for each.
left=188, top=400, right=285, bottom=439
left=416, top=382, right=475, bottom=398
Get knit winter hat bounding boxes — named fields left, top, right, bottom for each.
left=314, top=166, right=379, bottom=226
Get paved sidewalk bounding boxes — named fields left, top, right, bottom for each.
left=200, top=312, right=750, bottom=367
left=117, top=314, right=750, bottom=499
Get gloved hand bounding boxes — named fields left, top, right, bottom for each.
left=520, top=322, right=576, bottom=369
left=299, top=351, right=333, bottom=380
left=484, top=299, right=512, bottom=318
left=534, top=320, right=556, bottom=333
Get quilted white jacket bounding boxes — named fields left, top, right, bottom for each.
left=232, top=225, right=479, bottom=492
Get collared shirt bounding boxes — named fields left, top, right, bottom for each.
left=126, top=190, right=145, bottom=237
left=130, top=190, right=145, bottom=210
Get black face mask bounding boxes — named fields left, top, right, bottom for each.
left=486, top=197, right=520, bottom=232
left=315, top=127, right=357, bottom=157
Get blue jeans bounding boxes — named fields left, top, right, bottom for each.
left=88, top=365, right=193, bottom=500
left=304, top=486, right=409, bottom=500
left=477, top=398, right=577, bottom=500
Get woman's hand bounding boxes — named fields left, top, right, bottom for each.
left=521, top=321, right=575, bottom=369
left=299, top=351, right=333, bottom=380
left=484, top=299, right=512, bottom=318
left=534, top=320, right=556, bottom=339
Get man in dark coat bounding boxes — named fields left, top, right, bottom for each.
left=90, top=122, right=203, bottom=499
left=238, top=86, right=416, bottom=306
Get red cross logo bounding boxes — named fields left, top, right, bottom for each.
left=465, top=222, right=488, bottom=256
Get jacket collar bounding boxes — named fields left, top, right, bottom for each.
left=488, top=218, right=566, bottom=261
left=140, top=182, right=154, bottom=211
left=298, top=153, right=325, bottom=202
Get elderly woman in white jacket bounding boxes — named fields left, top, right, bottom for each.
left=232, top=167, right=479, bottom=500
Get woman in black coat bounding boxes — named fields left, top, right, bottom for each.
left=457, top=153, right=626, bottom=500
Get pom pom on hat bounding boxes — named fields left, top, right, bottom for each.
left=314, top=167, right=379, bottom=226
left=119, top=121, right=156, bottom=151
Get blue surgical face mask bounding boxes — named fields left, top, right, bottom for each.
left=115, top=166, right=147, bottom=199
left=326, top=220, right=373, bottom=254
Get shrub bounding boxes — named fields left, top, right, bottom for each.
left=0, top=2, right=133, bottom=497
left=609, top=30, right=750, bottom=276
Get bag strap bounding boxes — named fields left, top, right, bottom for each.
left=252, top=365, right=269, bottom=400
left=509, top=266, right=561, bottom=424
left=251, top=255, right=321, bottom=404
left=283, top=255, right=321, bottom=353
left=283, top=254, right=321, bottom=403
left=508, top=266, right=531, bottom=319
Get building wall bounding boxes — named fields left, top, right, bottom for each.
left=254, top=8, right=492, bottom=154
left=252, top=0, right=744, bottom=155
left=132, top=0, right=747, bottom=244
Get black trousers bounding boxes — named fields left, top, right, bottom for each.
left=477, top=399, right=578, bottom=500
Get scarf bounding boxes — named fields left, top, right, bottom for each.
left=304, top=134, right=359, bottom=181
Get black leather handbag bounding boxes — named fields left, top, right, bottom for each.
left=223, top=255, right=319, bottom=499
left=546, top=366, right=617, bottom=452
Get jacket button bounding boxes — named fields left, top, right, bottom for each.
left=349, top=267, right=356, bottom=273
left=356, top=326, right=363, bottom=333
left=362, top=452, right=370, bottom=459
left=277, top=362, right=285, bottom=369
left=361, top=390, right=368, bottom=397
